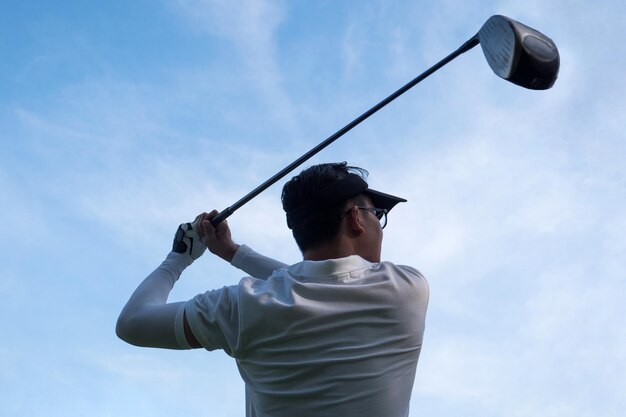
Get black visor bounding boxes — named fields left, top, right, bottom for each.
left=285, top=173, right=406, bottom=228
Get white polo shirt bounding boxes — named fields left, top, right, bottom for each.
left=183, top=245, right=429, bottom=417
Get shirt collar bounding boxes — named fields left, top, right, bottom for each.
left=288, top=255, right=374, bottom=278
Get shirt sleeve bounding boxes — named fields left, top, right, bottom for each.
left=184, top=284, right=243, bottom=356
left=182, top=246, right=288, bottom=355
left=231, top=244, right=289, bottom=279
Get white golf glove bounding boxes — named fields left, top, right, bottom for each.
left=172, top=221, right=207, bottom=260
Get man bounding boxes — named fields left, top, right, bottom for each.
left=117, top=162, right=429, bottom=417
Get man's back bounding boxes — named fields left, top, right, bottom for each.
left=117, top=162, right=429, bottom=417
left=186, top=251, right=429, bottom=417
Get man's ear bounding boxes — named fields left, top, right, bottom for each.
left=346, top=206, right=366, bottom=236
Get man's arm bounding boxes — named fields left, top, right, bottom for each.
left=116, top=217, right=207, bottom=349
left=115, top=253, right=191, bottom=349
left=198, top=210, right=289, bottom=279
left=231, top=245, right=289, bottom=279
left=116, top=211, right=288, bottom=350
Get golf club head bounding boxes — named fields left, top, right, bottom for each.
left=478, top=15, right=560, bottom=90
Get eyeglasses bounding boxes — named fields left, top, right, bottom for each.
left=342, top=206, right=389, bottom=229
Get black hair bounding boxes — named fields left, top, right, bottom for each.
left=281, top=162, right=368, bottom=253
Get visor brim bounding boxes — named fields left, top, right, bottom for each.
left=365, top=189, right=407, bottom=212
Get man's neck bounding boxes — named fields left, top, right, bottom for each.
left=303, top=246, right=358, bottom=261
left=302, top=237, right=358, bottom=261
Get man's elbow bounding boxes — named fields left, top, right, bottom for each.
left=115, top=313, right=140, bottom=345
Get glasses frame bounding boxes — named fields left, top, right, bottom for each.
left=342, top=206, right=389, bottom=229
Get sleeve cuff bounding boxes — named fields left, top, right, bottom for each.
left=230, top=244, right=253, bottom=269
left=174, top=302, right=193, bottom=349
left=153, top=252, right=194, bottom=285
left=165, top=251, right=194, bottom=271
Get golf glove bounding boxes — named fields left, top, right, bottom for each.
left=172, top=221, right=207, bottom=261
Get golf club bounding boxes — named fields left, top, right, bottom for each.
left=209, top=15, right=560, bottom=225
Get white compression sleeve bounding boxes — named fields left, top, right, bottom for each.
left=116, top=252, right=194, bottom=349
left=231, top=244, right=289, bottom=279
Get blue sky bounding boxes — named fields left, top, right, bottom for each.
left=1, top=1, right=625, bottom=416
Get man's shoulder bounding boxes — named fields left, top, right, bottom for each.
left=375, top=261, right=428, bottom=292
left=378, top=260, right=425, bottom=278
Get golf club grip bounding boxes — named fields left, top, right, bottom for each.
left=210, top=35, right=480, bottom=226
left=210, top=208, right=232, bottom=225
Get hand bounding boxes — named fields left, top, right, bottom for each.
left=172, top=214, right=208, bottom=261
left=197, top=210, right=240, bottom=262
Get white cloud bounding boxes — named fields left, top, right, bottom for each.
left=172, top=0, right=285, bottom=42
left=171, top=0, right=301, bottom=137
left=415, top=262, right=626, bottom=416
left=80, top=348, right=246, bottom=417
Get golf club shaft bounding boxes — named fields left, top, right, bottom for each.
left=211, top=35, right=480, bottom=225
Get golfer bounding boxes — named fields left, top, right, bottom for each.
left=117, top=162, right=429, bottom=417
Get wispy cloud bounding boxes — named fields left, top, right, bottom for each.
left=171, top=0, right=301, bottom=138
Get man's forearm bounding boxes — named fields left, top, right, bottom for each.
left=231, top=245, right=289, bottom=279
